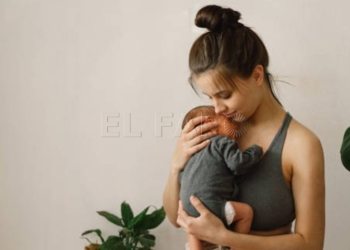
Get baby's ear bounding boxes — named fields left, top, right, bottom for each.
left=204, top=118, right=214, bottom=123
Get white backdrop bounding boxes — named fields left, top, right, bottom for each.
left=1, top=0, right=350, bottom=249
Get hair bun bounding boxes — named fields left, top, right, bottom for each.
left=195, top=5, right=242, bottom=32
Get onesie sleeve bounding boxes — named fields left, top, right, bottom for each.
left=215, top=136, right=263, bottom=175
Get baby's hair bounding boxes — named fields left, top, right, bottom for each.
left=182, top=106, right=215, bottom=129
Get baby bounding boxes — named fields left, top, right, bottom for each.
left=179, top=106, right=263, bottom=250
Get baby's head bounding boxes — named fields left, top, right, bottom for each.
left=182, top=105, right=238, bottom=138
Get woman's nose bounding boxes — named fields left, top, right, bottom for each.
left=213, top=99, right=226, bottom=114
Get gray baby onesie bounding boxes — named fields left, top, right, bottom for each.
left=179, top=136, right=262, bottom=228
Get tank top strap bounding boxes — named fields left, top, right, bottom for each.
left=269, top=112, right=293, bottom=152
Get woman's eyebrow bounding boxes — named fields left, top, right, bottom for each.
left=202, top=90, right=228, bottom=97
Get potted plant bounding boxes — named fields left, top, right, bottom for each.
left=82, top=201, right=166, bottom=250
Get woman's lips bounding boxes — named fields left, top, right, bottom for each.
left=223, top=112, right=235, bottom=118
left=224, top=112, right=248, bottom=124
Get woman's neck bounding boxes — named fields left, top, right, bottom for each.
left=249, top=89, right=286, bottom=127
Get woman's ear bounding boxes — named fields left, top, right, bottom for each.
left=252, top=65, right=264, bottom=86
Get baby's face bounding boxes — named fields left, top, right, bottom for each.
left=205, top=114, right=239, bottom=138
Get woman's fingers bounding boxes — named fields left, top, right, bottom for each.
left=182, top=115, right=208, bottom=133
left=177, top=200, right=190, bottom=231
left=178, top=196, right=225, bottom=243
left=170, top=116, right=217, bottom=173
left=189, top=196, right=207, bottom=215
left=183, top=116, right=217, bottom=138
left=177, top=196, right=208, bottom=227
left=178, top=115, right=217, bottom=157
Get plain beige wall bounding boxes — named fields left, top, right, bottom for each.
left=1, top=0, right=350, bottom=249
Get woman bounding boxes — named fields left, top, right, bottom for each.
left=163, top=4, right=325, bottom=250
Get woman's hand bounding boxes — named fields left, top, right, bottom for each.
left=164, top=116, right=217, bottom=227
left=170, top=116, right=217, bottom=174
left=177, top=196, right=227, bottom=245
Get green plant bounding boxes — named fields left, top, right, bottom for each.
left=82, top=201, right=166, bottom=250
left=341, top=126, right=350, bottom=171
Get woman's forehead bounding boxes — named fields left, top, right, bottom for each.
left=194, top=70, right=236, bottom=95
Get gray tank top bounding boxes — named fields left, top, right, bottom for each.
left=237, top=112, right=295, bottom=231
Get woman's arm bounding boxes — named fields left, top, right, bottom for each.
left=177, top=126, right=325, bottom=250
left=163, top=116, right=217, bottom=226
left=287, top=126, right=325, bottom=249
left=163, top=169, right=182, bottom=227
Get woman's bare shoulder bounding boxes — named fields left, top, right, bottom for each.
left=285, top=117, right=324, bottom=170
left=287, top=117, right=322, bottom=148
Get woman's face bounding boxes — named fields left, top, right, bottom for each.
left=194, top=69, right=263, bottom=121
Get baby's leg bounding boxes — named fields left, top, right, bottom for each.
left=226, top=201, right=253, bottom=234
left=187, top=233, right=204, bottom=250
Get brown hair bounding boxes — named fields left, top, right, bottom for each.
left=188, top=5, right=281, bottom=104
left=182, top=105, right=215, bottom=129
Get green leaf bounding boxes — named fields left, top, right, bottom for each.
left=138, top=234, right=155, bottom=247
left=100, top=236, right=124, bottom=250
left=119, top=229, right=127, bottom=238
left=121, top=201, right=134, bottom=227
left=134, top=207, right=165, bottom=232
left=81, top=237, right=93, bottom=244
left=341, top=127, right=350, bottom=171
left=97, top=211, right=124, bottom=227
left=81, top=229, right=105, bottom=244
left=128, top=206, right=150, bottom=228
left=82, top=229, right=102, bottom=237
left=123, top=245, right=134, bottom=250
